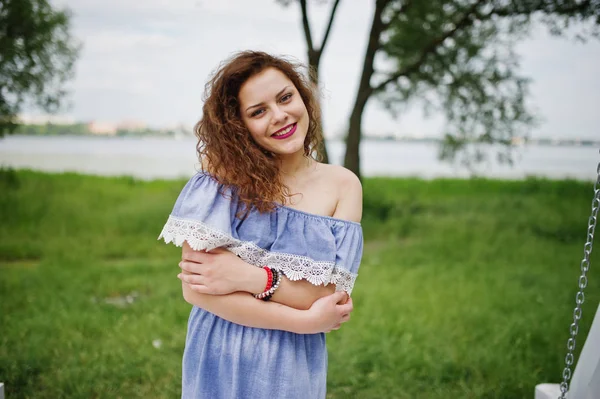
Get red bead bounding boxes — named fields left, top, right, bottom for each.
left=262, top=266, right=273, bottom=292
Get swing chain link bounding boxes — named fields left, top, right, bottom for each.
left=558, top=151, right=600, bottom=399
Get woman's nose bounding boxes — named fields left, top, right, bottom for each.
left=271, top=106, right=288, bottom=124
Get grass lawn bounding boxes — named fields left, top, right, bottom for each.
left=1, top=169, right=598, bottom=398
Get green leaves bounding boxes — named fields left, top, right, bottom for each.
left=373, top=0, right=599, bottom=167
left=0, top=0, right=80, bottom=136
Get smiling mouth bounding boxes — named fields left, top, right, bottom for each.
left=271, top=123, right=297, bottom=140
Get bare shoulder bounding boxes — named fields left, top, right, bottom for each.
left=318, top=164, right=362, bottom=223
left=320, top=164, right=362, bottom=194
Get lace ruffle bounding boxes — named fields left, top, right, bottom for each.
left=158, top=215, right=357, bottom=294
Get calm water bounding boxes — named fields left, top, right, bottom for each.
left=0, top=135, right=598, bottom=181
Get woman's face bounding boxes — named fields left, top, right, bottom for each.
left=238, top=67, right=310, bottom=157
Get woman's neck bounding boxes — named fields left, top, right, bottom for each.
left=277, top=151, right=313, bottom=177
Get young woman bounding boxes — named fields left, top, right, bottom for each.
left=159, top=51, right=363, bottom=398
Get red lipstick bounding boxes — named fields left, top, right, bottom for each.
left=271, top=123, right=296, bottom=140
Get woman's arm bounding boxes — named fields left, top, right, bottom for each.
left=271, top=277, right=335, bottom=310
left=179, top=245, right=334, bottom=310
left=179, top=171, right=362, bottom=310
left=181, top=274, right=352, bottom=334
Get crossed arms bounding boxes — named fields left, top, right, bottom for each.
left=177, top=168, right=362, bottom=334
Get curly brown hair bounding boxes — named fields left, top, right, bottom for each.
left=195, top=51, right=323, bottom=214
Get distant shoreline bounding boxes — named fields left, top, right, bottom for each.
left=6, top=133, right=600, bottom=148
left=1, top=135, right=597, bottom=182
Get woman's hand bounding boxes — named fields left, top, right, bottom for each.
left=305, top=291, right=353, bottom=333
left=178, top=246, right=264, bottom=295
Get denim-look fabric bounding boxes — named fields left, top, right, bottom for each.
left=159, top=172, right=363, bottom=399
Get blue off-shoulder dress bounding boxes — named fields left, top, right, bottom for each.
left=158, top=172, right=363, bottom=399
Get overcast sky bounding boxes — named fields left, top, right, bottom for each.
left=49, top=0, right=600, bottom=139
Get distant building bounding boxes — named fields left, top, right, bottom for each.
left=117, top=120, right=147, bottom=131
left=511, top=136, right=525, bottom=146
left=88, top=121, right=117, bottom=135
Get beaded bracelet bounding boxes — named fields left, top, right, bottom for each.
left=256, top=269, right=278, bottom=300
left=261, top=269, right=281, bottom=302
left=254, top=267, right=281, bottom=300
left=262, top=266, right=273, bottom=292
left=254, top=267, right=274, bottom=299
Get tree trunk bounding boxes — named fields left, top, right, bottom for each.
left=344, top=98, right=366, bottom=179
left=307, top=49, right=330, bottom=164
left=343, top=0, right=389, bottom=178
left=297, top=0, right=340, bottom=165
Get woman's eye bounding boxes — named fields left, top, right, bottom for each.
left=250, top=109, right=264, bottom=117
left=280, top=93, right=292, bottom=102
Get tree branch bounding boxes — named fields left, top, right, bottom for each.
left=319, top=0, right=341, bottom=53
left=493, top=0, right=594, bottom=17
left=359, top=0, right=393, bottom=96
left=382, top=0, right=414, bottom=31
left=299, top=0, right=315, bottom=52
left=373, top=0, right=487, bottom=93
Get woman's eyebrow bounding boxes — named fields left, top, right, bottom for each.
left=245, top=86, right=291, bottom=112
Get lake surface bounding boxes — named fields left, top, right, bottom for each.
left=0, top=135, right=598, bottom=181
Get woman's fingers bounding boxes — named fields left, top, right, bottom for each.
left=337, top=299, right=353, bottom=316
left=178, top=272, right=205, bottom=286
left=182, top=249, right=211, bottom=263
left=178, top=272, right=216, bottom=294
left=206, top=247, right=227, bottom=254
left=179, top=260, right=207, bottom=274
left=330, top=291, right=347, bottom=304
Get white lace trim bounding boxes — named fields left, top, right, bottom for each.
left=158, top=215, right=357, bottom=294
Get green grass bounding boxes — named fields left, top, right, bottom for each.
left=1, top=169, right=598, bottom=398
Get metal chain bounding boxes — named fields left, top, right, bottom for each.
left=558, top=149, right=600, bottom=399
